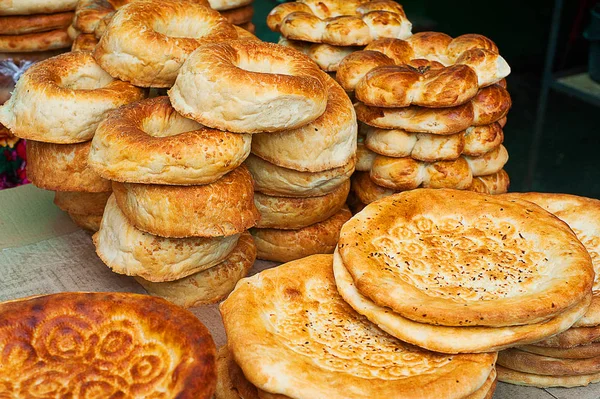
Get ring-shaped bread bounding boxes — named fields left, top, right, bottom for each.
left=251, top=206, right=352, bottom=262
left=0, top=28, right=72, bottom=52
left=54, top=190, right=111, bottom=215
left=111, top=166, right=259, bottom=238
left=94, top=195, right=241, bottom=282
left=94, top=0, right=237, bottom=87
left=0, top=11, right=74, bottom=35
left=279, top=37, right=362, bottom=72
left=27, top=140, right=111, bottom=192
left=0, top=0, right=77, bottom=15
left=135, top=232, right=256, bottom=308
left=250, top=71, right=356, bottom=171
left=169, top=40, right=328, bottom=133
left=267, top=0, right=412, bottom=46
left=0, top=52, right=144, bottom=143
left=254, top=179, right=349, bottom=229
left=89, top=97, right=251, bottom=185
left=245, top=154, right=355, bottom=198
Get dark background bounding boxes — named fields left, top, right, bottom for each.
left=254, top=0, right=600, bottom=198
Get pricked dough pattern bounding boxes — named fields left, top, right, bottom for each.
left=370, top=216, right=548, bottom=302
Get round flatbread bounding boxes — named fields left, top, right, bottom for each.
left=497, top=365, right=600, bottom=388
left=498, top=348, right=600, bottom=376
left=520, top=342, right=600, bottom=359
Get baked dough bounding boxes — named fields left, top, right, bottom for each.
left=267, top=0, right=412, bottom=46
left=338, top=189, right=594, bottom=327
left=68, top=212, right=103, bottom=231
left=94, top=0, right=237, bottom=87
left=215, top=346, right=261, bottom=399
left=534, top=324, right=600, bottom=348
left=210, top=0, right=253, bottom=11
left=279, top=37, right=362, bottom=72
left=221, top=4, right=253, bottom=25
left=94, top=196, right=240, bottom=282
left=245, top=154, right=354, bottom=197
left=220, top=254, right=496, bottom=399
left=334, top=249, right=592, bottom=353
left=356, top=134, right=377, bottom=171
left=497, top=365, right=600, bottom=388
left=136, top=232, right=256, bottom=308
left=71, top=32, right=98, bottom=51
left=27, top=140, right=111, bottom=192
left=249, top=71, right=356, bottom=171
left=500, top=192, right=600, bottom=328
left=54, top=190, right=111, bottom=215
left=498, top=349, right=600, bottom=376
left=0, top=0, right=77, bottom=15
left=0, top=27, right=72, bottom=52
left=469, top=169, right=510, bottom=194
left=251, top=206, right=352, bottom=262
left=0, top=52, right=144, bottom=143
left=238, top=21, right=255, bottom=34
left=254, top=179, right=349, bottom=229
left=89, top=97, right=251, bottom=185
left=0, top=11, right=73, bottom=35
left=520, top=343, right=600, bottom=359
left=169, top=40, right=328, bottom=133
left=111, top=166, right=259, bottom=238
left=0, top=291, right=216, bottom=398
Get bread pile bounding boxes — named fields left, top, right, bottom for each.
left=0, top=51, right=144, bottom=230
left=333, top=33, right=512, bottom=210
left=267, top=0, right=412, bottom=75
left=0, top=1, right=75, bottom=54
left=495, top=193, right=600, bottom=388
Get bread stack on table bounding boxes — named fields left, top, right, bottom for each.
left=268, top=0, right=412, bottom=76
left=0, top=1, right=75, bottom=54
left=335, top=33, right=512, bottom=211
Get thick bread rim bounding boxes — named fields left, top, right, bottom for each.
left=498, top=349, right=600, bottom=376
left=54, top=190, right=111, bottom=215
left=0, top=27, right=72, bottom=52
left=279, top=37, right=363, bottom=72
left=497, top=365, right=600, bottom=388
left=209, top=0, right=253, bottom=11
left=338, top=189, right=594, bottom=327
left=72, top=33, right=98, bottom=52
left=0, top=11, right=74, bottom=35
left=215, top=346, right=259, bottom=399
left=0, top=0, right=77, bottom=15
left=68, top=212, right=103, bottom=232
left=221, top=254, right=496, bottom=399
left=519, top=343, right=600, bottom=359
left=500, top=192, right=600, bottom=328
left=334, top=249, right=592, bottom=353
left=534, top=324, right=600, bottom=348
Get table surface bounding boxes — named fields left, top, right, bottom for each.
left=1, top=184, right=598, bottom=399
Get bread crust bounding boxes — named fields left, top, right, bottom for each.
left=94, top=196, right=240, bottom=282
left=68, top=212, right=103, bottom=231
left=0, top=52, right=144, bottom=143
left=254, top=179, right=349, bottom=229
left=0, top=291, right=216, bottom=398
left=112, top=166, right=259, bottom=238
left=520, top=343, right=600, bottom=359
left=27, top=140, right=111, bottom=192
left=169, top=40, right=328, bottom=133
left=54, top=190, right=111, bottom=215
left=94, top=0, right=237, bottom=87
left=338, top=189, right=594, bottom=327
left=498, top=349, right=600, bottom=376
left=251, top=206, right=351, bottom=262
left=71, top=32, right=98, bottom=51
left=136, top=232, right=256, bottom=308
left=215, top=346, right=261, bottom=399
left=0, top=27, right=72, bottom=52
left=497, top=365, right=600, bottom=388
left=221, top=4, right=253, bottom=25
left=279, top=37, right=362, bottom=72
left=0, top=0, right=77, bottom=15
left=534, top=324, right=600, bottom=348
left=0, top=11, right=73, bottom=35
left=89, top=97, right=251, bottom=185
left=209, top=0, right=253, bottom=11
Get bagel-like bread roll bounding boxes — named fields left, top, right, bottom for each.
left=169, top=40, right=328, bottom=133
left=94, top=0, right=237, bottom=87
left=497, top=365, right=600, bottom=388
left=245, top=154, right=354, bottom=198
left=0, top=11, right=73, bottom=35
left=112, top=166, right=259, bottom=238
left=279, top=37, right=362, bottom=72
left=136, top=232, right=256, bottom=308
left=250, top=71, right=356, bottom=171
left=356, top=134, right=376, bottom=171
left=94, top=195, right=240, bottom=282
left=472, top=83, right=512, bottom=126
left=469, top=169, right=510, bottom=194
left=0, top=0, right=77, bottom=15
left=0, top=52, right=144, bottom=143
left=254, top=179, right=349, bottom=229
left=89, top=97, right=251, bottom=185
left=464, top=144, right=509, bottom=176
left=26, top=140, right=111, bottom=192
left=0, top=27, right=72, bottom=52
left=251, top=206, right=352, bottom=262
left=54, top=190, right=111, bottom=215
left=68, top=212, right=103, bottom=231
left=71, top=32, right=98, bottom=51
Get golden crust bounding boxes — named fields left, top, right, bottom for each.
left=0, top=0, right=77, bottom=15
left=221, top=4, right=254, bottom=25
left=245, top=154, right=354, bottom=197
left=251, top=206, right=352, bottom=262
left=94, top=195, right=240, bottom=282
left=267, top=0, right=412, bottom=46
left=215, top=346, right=260, bottom=399
left=498, top=349, right=600, bottom=376
left=497, top=365, right=600, bottom=388
left=249, top=71, right=356, bottom=171
left=254, top=179, right=349, bottom=229
left=112, top=166, right=259, bottom=238
left=0, top=11, right=73, bottom=35
left=279, top=37, right=362, bottom=72
left=0, top=27, right=72, bottom=52
left=94, top=0, right=236, bottom=87
left=54, top=190, right=111, bottom=215
left=26, top=140, right=111, bottom=192
left=469, top=169, right=510, bottom=194
left=0, top=291, right=216, bottom=398
left=210, top=0, right=253, bottom=11
left=520, top=343, right=600, bottom=359
left=68, top=212, right=103, bottom=231
left=355, top=134, right=377, bottom=171
left=71, top=32, right=98, bottom=51
left=0, top=52, right=144, bottom=143
left=338, top=189, right=594, bottom=327
left=169, top=40, right=328, bottom=133
left=135, top=232, right=256, bottom=308
left=221, top=254, right=496, bottom=399
left=500, top=192, right=600, bottom=328
left=334, top=249, right=592, bottom=353
left=534, top=324, right=600, bottom=348
left=89, top=97, right=251, bottom=185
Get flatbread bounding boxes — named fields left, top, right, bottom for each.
left=220, top=254, right=496, bottom=399
left=334, top=249, right=592, bottom=353
left=520, top=342, right=600, bottom=359
left=0, top=11, right=73, bottom=35
left=497, top=365, right=600, bottom=388
left=501, top=192, right=600, bottom=327
left=534, top=324, right=600, bottom=348
left=338, top=189, right=594, bottom=327
left=0, top=27, right=72, bottom=52
left=498, top=348, right=600, bottom=376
